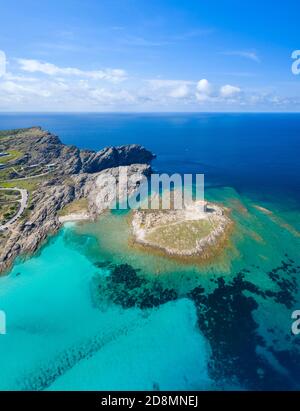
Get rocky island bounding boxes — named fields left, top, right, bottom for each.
left=0, top=127, right=155, bottom=273
left=131, top=194, right=232, bottom=260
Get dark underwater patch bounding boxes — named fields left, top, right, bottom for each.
left=93, top=260, right=112, bottom=269
left=94, top=258, right=300, bottom=390
left=96, top=263, right=178, bottom=309
left=188, top=258, right=300, bottom=390
left=266, top=260, right=299, bottom=309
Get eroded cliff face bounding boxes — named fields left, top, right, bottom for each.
left=7, top=126, right=155, bottom=174
left=0, top=127, right=154, bottom=273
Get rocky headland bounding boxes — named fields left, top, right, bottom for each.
left=0, top=127, right=155, bottom=273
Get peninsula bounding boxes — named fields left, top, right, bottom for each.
left=0, top=127, right=154, bottom=273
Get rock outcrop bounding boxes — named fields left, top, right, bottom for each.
left=0, top=127, right=155, bottom=273
left=131, top=196, right=232, bottom=260
left=7, top=127, right=155, bottom=175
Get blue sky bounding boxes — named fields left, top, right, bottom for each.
left=0, top=0, right=300, bottom=111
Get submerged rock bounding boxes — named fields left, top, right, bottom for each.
left=188, top=260, right=300, bottom=390
left=95, top=263, right=177, bottom=310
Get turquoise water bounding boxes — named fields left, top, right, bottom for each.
left=0, top=113, right=299, bottom=390
left=0, top=226, right=211, bottom=391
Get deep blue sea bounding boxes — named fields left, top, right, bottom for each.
left=0, top=113, right=299, bottom=201
left=0, top=113, right=300, bottom=390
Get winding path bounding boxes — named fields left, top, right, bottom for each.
left=0, top=188, right=28, bottom=230
left=2, top=171, right=52, bottom=182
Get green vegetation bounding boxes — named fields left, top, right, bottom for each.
left=0, top=178, right=42, bottom=193
left=146, top=219, right=213, bottom=252
left=58, top=198, right=88, bottom=217
left=0, top=189, right=21, bottom=202
left=0, top=165, right=24, bottom=180
left=0, top=128, right=31, bottom=138
left=0, top=202, right=20, bottom=225
left=0, top=176, right=49, bottom=223
left=0, top=164, right=48, bottom=181
left=0, top=149, right=23, bottom=164
left=1, top=180, right=37, bottom=191
left=0, top=127, right=44, bottom=139
left=0, top=167, right=53, bottom=192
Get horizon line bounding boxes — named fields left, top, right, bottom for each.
left=1, top=111, right=300, bottom=115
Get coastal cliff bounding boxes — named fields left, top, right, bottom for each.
left=0, top=127, right=155, bottom=273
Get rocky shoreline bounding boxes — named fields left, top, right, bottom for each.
left=131, top=199, right=232, bottom=260
left=0, top=127, right=155, bottom=273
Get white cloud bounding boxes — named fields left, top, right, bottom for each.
left=195, top=80, right=241, bottom=102
left=0, top=78, right=135, bottom=110
left=0, top=51, right=297, bottom=111
left=248, top=93, right=294, bottom=107
left=147, top=79, right=191, bottom=99
left=17, top=59, right=127, bottom=83
left=196, top=79, right=213, bottom=101
left=147, top=79, right=191, bottom=88
left=222, top=50, right=260, bottom=62
left=196, top=79, right=212, bottom=94
left=3, top=73, right=38, bottom=82
left=220, top=84, right=241, bottom=98
left=0, top=50, right=6, bottom=77
left=168, top=84, right=189, bottom=98
left=120, top=36, right=172, bottom=47
left=0, top=80, right=52, bottom=100
left=89, top=87, right=136, bottom=104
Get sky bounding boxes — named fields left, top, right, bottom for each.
left=0, top=0, right=300, bottom=112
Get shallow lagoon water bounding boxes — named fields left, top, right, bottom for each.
left=0, top=113, right=299, bottom=390
left=0, top=186, right=299, bottom=390
left=0, top=227, right=211, bottom=390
